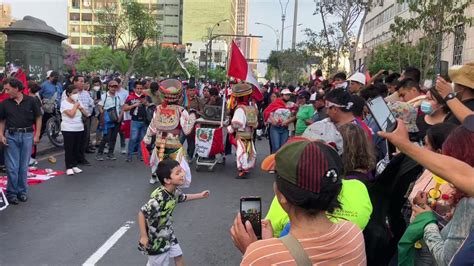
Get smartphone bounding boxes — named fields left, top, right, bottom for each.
left=366, top=96, right=397, bottom=132
left=240, top=196, right=262, bottom=239
left=439, top=60, right=449, bottom=81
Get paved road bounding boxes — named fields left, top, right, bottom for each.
left=0, top=140, right=275, bottom=266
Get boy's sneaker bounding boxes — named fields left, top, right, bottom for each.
left=149, top=177, right=157, bottom=184
left=106, top=154, right=117, bottom=161
left=95, top=154, right=104, bottom=161
left=66, top=169, right=74, bottom=176
left=72, top=167, right=83, bottom=174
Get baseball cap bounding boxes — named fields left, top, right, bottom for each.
left=448, top=62, right=474, bottom=89
left=348, top=72, right=366, bottom=85
left=262, top=139, right=343, bottom=194
left=302, top=118, right=344, bottom=155
left=281, top=89, right=292, bottom=94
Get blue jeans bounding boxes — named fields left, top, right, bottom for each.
left=269, top=125, right=289, bottom=153
left=127, top=120, right=146, bottom=159
left=4, top=132, right=33, bottom=200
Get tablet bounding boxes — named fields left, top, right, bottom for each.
left=366, top=96, right=397, bottom=132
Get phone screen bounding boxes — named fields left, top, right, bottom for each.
left=240, top=197, right=262, bottom=239
left=367, top=96, right=397, bottom=132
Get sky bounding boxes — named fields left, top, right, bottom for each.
left=3, top=0, right=322, bottom=75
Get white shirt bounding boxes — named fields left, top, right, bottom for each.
left=99, top=92, right=124, bottom=114
left=60, top=99, right=84, bottom=132
left=117, top=88, right=131, bottom=120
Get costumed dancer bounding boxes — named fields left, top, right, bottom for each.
left=143, top=79, right=196, bottom=187
left=227, top=82, right=258, bottom=179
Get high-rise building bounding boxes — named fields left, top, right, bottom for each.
left=182, top=0, right=237, bottom=44
left=235, top=0, right=247, bottom=35
left=156, top=0, right=183, bottom=44
left=0, top=3, right=12, bottom=28
left=67, top=0, right=183, bottom=49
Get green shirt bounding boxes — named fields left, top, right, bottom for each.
left=141, top=186, right=187, bottom=255
left=295, top=104, right=315, bottom=135
left=265, top=179, right=373, bottom=237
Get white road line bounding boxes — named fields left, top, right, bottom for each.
left=83, top=221, right=135, bottom=266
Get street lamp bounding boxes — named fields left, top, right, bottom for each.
left=284, top=23, right=303, bottom=31
left=205, top=19, right=230, bottom=80
left=279, top=0, right=290, bottom=50
left=255, top=22, right=280, bottom=51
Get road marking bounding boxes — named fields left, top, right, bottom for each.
left=83, top=221, right=135, bottom=266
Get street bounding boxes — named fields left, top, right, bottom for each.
left=0, top=140, right=275, bottom=266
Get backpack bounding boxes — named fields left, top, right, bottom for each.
left=42, top=91, right=57, bottom=114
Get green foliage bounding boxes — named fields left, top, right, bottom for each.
left=104, top=50, right=130, bottom=74
left=76, top=46, right=114, bottom=72
left=267, top=49, right=309, bottom=84
left=366, top=41, right=422, bottom=75
left=390, top=0, right=473, bottom=79
left=0, top=38, right=5, bottom=67
left=208, top=67, right=227, bottom=83
left=186, top=62, right=200, bottom=78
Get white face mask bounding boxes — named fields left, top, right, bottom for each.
left=71, top=94, right=79, bottom=102
left=93, top=86, right=100, bottom=91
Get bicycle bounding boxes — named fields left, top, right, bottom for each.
left=45, top=108, right=64, bottom=147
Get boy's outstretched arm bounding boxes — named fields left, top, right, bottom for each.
left=138, top=211, right=148, bottom=246
left=185, top=190, right=210, bottom=201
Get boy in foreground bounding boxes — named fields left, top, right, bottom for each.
left=138, top=159, right=210, bottom=266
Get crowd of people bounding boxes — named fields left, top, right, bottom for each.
left=1, top=62, right=473, bottom=265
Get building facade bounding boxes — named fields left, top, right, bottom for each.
left=182, top=0, right=237, bottom=44
left=355, top=0, right=474, bottom=72
left=156, top=0, right=183, bottom=44
left=184, top=40, right=228, bottom=69
left=67, top=0, right=183, bottom=49
left=0, top=3, right=12, bottom=28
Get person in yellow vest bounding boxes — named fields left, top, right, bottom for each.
left=227, top=83, right=258, bottom=179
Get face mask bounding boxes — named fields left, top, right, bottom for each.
left=93, top=86, right=100, bottom=91
left=71, top=94, right=79, bottom=102
left=420, top=100, right=434, bottom=115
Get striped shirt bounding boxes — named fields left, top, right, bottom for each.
left=241, top=220, right=366, bottom=266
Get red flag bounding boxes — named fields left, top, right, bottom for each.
left=227, top=40, right=263, bottom=101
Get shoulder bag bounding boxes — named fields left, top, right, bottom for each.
left=280, top=233, right=313, bottom=266
left=104, top=93, right=119, bottom=123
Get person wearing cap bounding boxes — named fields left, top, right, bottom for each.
left=143, top=79, right=195, bottom=186
left=281, top=89, right=296, bottom=136
left=230, top=140, right=366, bottom=265
left=227, top=82, right=258, bottom=178
left=294, top=91, right=314, bottom=136
left=435, top=62, right=474, bottom=125
left=347, top=72, right=366, bottom=95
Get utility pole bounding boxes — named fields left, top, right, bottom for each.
left=291, top=0, right=298, bottom=50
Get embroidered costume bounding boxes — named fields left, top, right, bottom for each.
left=144, top=79, right=196, bottom=187
left=227, top=83, right=258, bottom=178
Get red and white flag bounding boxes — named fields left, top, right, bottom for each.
left=227, top=40, right=263, bottom=101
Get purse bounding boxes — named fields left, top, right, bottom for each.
left=104, top=94, right=119, bottom=123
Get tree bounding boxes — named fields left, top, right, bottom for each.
left=208, top=67, right=227, bottom=83
left=75, top=46, right=115, bottom=72
left=390, top=0, right=473, bottom=80
left=311, top=0, right=374, bottom=73
left=94, top=2, right=125, bottom=51
left=267, top=49, right=309, bottom=84
left=365, top=41, right=423, bottom=75
left=63, top=45, right=81, bottom=71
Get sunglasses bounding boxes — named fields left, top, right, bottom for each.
left=325, top=101, right=346, bottom=109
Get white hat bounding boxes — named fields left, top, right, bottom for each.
left=302, top=118, right=344, bottom=155
left=46, top=70, right=53, bottom=78
left=281, top=88, right=292, bottom=94
left=309, top=92, right=317, bottom=101
left=348, top=72, right=366, bottom=85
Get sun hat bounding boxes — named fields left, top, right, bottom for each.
left=231, top=82, right=253, bottom=97
left=281, top=89, right=292, bottom=94
left=347, top=72, right=366, bottom=85
left=448, top=62, right=474, bottom=89
left=302, top=118, right=344, bottom=155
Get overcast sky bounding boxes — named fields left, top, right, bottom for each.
left=4, top=0, right=323, bottom=75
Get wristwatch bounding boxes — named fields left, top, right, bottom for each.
left=444, top=92, right=456, bottom=102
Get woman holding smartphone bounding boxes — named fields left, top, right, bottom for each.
left=61, top=85, right=88, bottom=176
